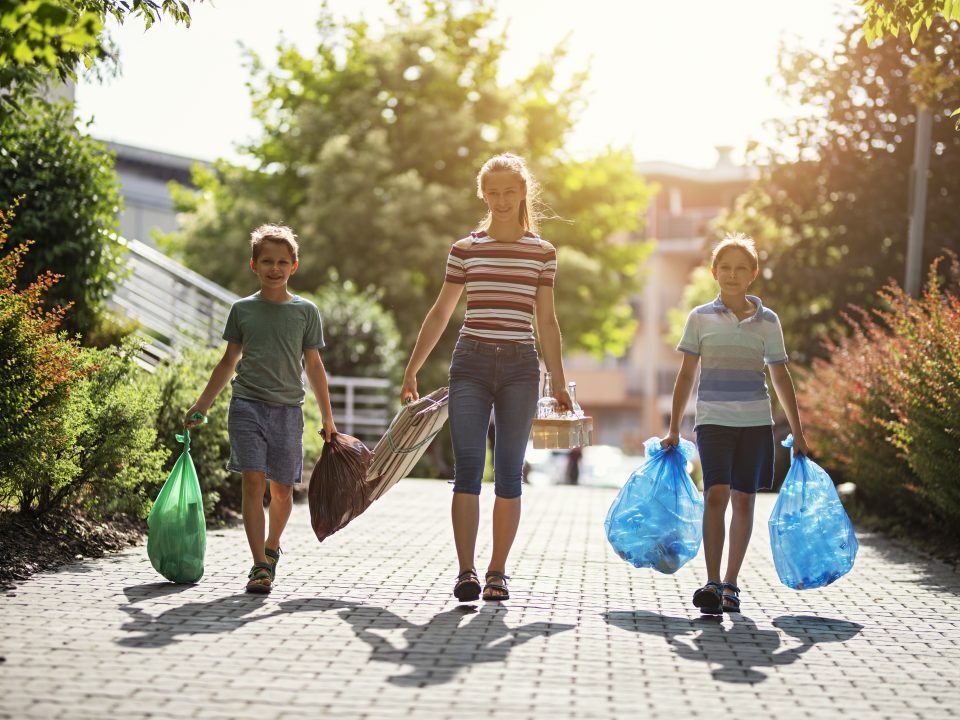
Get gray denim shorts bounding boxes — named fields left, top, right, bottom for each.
left=227, top=396, right=304, bottom=485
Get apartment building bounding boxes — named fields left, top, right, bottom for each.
left=566, top=147, right=756, bottom=452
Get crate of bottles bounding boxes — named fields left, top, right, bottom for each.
left=531, top=416, right=593, bottom=450
left=531, top=373, right=592, bottom=449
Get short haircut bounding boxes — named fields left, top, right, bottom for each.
left=711, top=233, right=758, bottom=272
left=250, top=224, right=299, bottom=262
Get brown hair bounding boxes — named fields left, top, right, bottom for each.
left=711, top=232, right=758, bottom=272
left=250, top=224, right=299, bottom=262
left=475, top=153, right=542, bottom=233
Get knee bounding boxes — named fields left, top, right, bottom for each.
left=730, top=490, right=755, bottom=514
left=242, top=472, right=266, bottom=491
left=452, top=478, right=482, bottom=496
left=494, top=475, right=522, bottom=499
left=270, top=483, right=294, bottom=501
left=705, top=486, right=730, bottom=512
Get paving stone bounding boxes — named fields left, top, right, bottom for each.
left=2, top=480, right=958, bottom=719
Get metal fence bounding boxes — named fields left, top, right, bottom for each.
left=109, top=236, right=391, bottom=440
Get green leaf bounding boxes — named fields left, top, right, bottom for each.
left=11, top=41, right=36, bottom=65
left=910, top=19, right=922, bottom=42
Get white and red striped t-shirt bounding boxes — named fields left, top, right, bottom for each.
left=445, top=231, right=557, bottom=344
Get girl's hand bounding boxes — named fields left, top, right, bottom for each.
left=660, top=431, right=680, bottom=449
left=184, top=405, right=207, bottom=428
left=400, top=374, right=419, bottom=404
left=792, top=432, right=810, bottom=457
left=553, top=388, right=573, bottom=414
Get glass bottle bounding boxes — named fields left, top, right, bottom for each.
left=567, top=381, right=584, bottom=417
left=536, top=371, right=559, bottom=419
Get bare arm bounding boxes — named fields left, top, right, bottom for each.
left=769, top=363, right=809, bottom=456
left=661, top=352, right=700, bottom=448
left=304, top=348, right=338, bottom=439
left=184, top=342, right=242, bottom=426
left=535, top=285, right=572, bottom=412
left=400, top=281, right=463, bottom=402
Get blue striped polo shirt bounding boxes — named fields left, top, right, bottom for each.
left=677, top=295, right=788, bottom=427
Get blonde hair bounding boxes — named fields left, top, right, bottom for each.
left=711, top=233, right=759, bottom=272
left=250, top=223, right=299, bottom=262
left=475, top=153, right=542, bottom=233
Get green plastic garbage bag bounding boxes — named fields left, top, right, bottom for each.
left=147, top=427, right=206, bottom=583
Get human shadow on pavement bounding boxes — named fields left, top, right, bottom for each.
left=117, top=583, right=295, bottom=648
left=605, top=610, right=863, bottom=684
left=279, top=598, right=575, bottom=687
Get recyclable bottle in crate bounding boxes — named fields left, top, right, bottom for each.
left=531, top=373, right=592, bottom=449
left=534, top=372, right=560, bottom=448
left=567, top=380, right=592, bottom=446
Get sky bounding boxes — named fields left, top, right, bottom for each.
left=74, top=0, right=853, bottom=168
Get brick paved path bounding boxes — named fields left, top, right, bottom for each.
left=2, top=480, right=958, bottom=719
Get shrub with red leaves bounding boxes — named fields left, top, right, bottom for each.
left=798, top=254, right=960, bottom=531
left=0, top=205, right=89, bottom=511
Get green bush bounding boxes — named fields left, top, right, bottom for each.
left=798, top=255, right=960, bottom=531
left=53, top=341, right=168, bottom=518
left=301, top=279, right=403, bottom=462
left=300, top=278, right=403, bottom=382
left=0, top=98, right=123, bottom=338
left=144, top=346, right=237, bottom=519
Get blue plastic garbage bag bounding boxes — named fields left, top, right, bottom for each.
left=604, top=437, right=703, bottom=573
left=768, top=435, right=858, bottom=590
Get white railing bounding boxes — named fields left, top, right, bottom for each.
left=109, top=237, right=391, bottom=439
left=326, top=375, right=393, bottom=445
left=110, top=236, right=237, bottom=366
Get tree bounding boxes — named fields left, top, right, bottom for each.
left=162, top=1, right=652, bottom=388
left=301, top=278, right=404, bottom=382
left=0, top=0, right=200, bottom=112
left=713, top=14, right=960, bottom=361
left=0, top=98, right=123, bottom=337
left=859, top=1, right=960, bottom=120
left=861, top=0, right=960, bottom=42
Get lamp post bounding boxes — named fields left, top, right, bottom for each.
left=905, top=105, right=932, bottom=297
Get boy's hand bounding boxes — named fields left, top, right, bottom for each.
left=791, top=433, right=810, bottom=457
left=320, top=418, right=338, bottom=442
left=400, top=374, right=418, bottom=404
left=660, top=430, right=680, bottom=449
left=184, top=405, right=208, bottom=428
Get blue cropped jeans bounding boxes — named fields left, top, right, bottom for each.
left=448, top=337, right=540, bottom=499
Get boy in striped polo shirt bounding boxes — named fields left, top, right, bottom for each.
left=662, top=234, right=809, bottom=614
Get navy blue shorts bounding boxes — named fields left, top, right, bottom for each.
left=695, top=424, right=774, bottom=494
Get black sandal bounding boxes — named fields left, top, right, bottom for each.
left=721, top=582, right=741, bottom=613
left=246, top=562, right=274, bottom=594
left=454, top=569, right=481, bottom=602
left=483, top=571, right=510, bottom=601
left=692, top=581, right=723, bottom=615
left=265, top=546, right=282, bottom=578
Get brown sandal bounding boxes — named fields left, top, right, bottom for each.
left=483, top=571, right=510, bottom=601
left=454, top=569, right=481, bottom=602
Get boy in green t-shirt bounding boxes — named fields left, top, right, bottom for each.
left=186, top=224, right=337, bottom=593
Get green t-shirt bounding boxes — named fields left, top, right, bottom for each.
left=222, top=292, right=325, bottom=406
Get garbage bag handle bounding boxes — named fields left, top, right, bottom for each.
left=176, top=412, right=208, bottom=451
